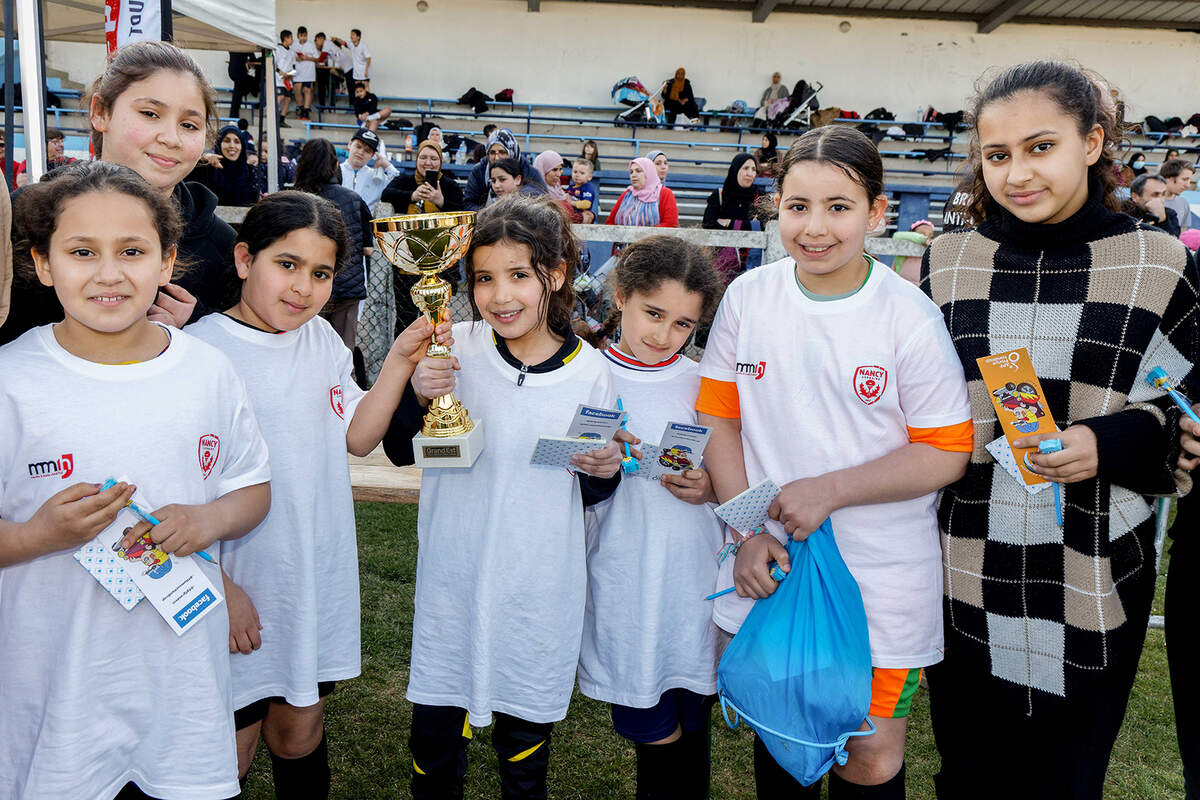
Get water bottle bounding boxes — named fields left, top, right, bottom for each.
left=456, top=141, right=467, bottom=165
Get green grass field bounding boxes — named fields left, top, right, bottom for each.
left=240, top=502, right=1184, bottom=799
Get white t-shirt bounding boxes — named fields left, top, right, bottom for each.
left=0, top=325, right=270, bottom=800
left=188, top=314, right=366, bottom=709
left=320, top=40, right=341, bottom=70
left=407, top=323, right=616, bottom=727
left=340, top=158, right=399, bottom=210
left=578, top=348, right=724, bottom=707
left=349, top=41, right=371, bottom=79
left=700, top=257, right=970, bottom=668
left=275, top=43, right=296, bottom=88
left=292, top=40, right=319, bottom=83
left=334, top=43, right=354, bottom=73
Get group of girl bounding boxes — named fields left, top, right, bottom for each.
left=2, top=43, right=1198, bottom=800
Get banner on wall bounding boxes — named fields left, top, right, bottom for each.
left=105, top=0, right=164, bottom=55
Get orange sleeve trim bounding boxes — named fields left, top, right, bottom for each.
left=696, top=377, right=741, bottom=419
left=907, top=420, right=974, bottom=452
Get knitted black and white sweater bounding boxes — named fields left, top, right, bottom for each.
left=921, top=187, right=1199, bottom=714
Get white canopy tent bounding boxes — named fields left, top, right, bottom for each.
left=4, top=0, right=279, bottom=188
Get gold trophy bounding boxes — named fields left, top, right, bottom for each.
left=373, top=211, right=484, bottom=468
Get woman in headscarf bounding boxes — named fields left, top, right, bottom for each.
left=645, top=150, right=669, bottom=184
left=462, top=127, right=546, bottom=210
left=533, top=150, right=573, bottom=214
left=604, top=157, right=679, bottom=242
left=661, top=68, right=700, bottom=126
left=703, top=153, right=761, bottom=230
left=381, top=138, right=463, bottom=214
left=754, top=132, right=779, bottom=176
left=753, top=71, right=789, bottom=123
left=190, top=124, right=260, bottom=207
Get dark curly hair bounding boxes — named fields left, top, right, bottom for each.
left=236, top=191, right=350, bottom=275
left=962, top=61, right=1126, bottom=224
left=595, top=235, right=724, bottom=345
left=14, top=161, right=183, bottom=282
left=293, top=138, right=341, bottom=194
left=465, top=195, right=579, bottom=337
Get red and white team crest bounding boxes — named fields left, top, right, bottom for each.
left=330, top=385, right=345, bottom=419
left=198, top=434, right=221, bottom=480
left=853, top=366, right=888, bottom=405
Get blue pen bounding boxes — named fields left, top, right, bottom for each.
left=706, top=562, right=787, bottom=601
left=100, top=479, right=216, bottom=564
left=1146, top=367, right=1200, bottom=425
left=1034, top=440, right=1064, bottom=527
left=616, top=398, right=639, bottom=475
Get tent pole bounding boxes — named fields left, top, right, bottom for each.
left=264, top=50, right=278, bottom=193
left=15, top=0, right=46, bottom=182
left=160, top=0, right=173, bottom=42
left=4, top=0, right=15, bottom=189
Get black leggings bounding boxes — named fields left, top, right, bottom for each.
left=1167, top=496, right=1200, bottom=799
left=410, top=703, right=554, bottom=800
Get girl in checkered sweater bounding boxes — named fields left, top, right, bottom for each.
left=921, top=61, right=1199, bottom=799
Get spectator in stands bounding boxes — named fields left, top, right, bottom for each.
left=253, top=135, right=296, bottom=194
left=645, top=150, right=669, bottom=184
left=488, top=157, right=540, bottom=201
left=0, top=130, right=9, bottom=190
left=662, top=68, right=700, bottom=126
left=1124, top=173, right=1180, bottom=237
left=703, top=153, right=761, bottom=230
left=468, top=143, right=486, bottom=164
left=313, top=32, right=335, bottom=107
left=1128, top=151, right=1148, bottom=176
left=352, top=83, right=392, bottom=131
left=235, top=118, right=258, bottom=164
left=534, top=150, right=571, bottom=214
left=189, top=124, right=260, bottom=207
left=482, top=123, right=498, bottom=140
left=331, top=30, right=370, bottom=89
left=293, top=137, right=373, bottom=347
left=292, top=26, right=319, bottom=122
left=462, top=128, right=547, bottom=210
left=13, top=127, right=77, bottom=188
left=1165, top=148, right=1181, bottom=164
left=340, top=127, right=398, bottom=210
left=580, top=139, right=601, bottom=169
left=326, top=34, right=354, bottom=109
left=566, top=157, right=600, bottom=223
left=755, top=132, right=779, bottom=176
left=382, top=139, right=464, bottom=213
left=605, top=157, right=679, bottom=230
left=754, top=72, right=788, bottom=123
left=226, top=51, right=258, bottom=120
left=275, top=29, right=296, bottom=127
left=1160, top=158, right=1195, bottom=230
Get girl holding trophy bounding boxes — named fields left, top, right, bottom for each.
left=383, top=195, right=626, bottom=800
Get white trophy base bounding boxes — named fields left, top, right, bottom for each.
left=412, top=421, right=485, bottom=469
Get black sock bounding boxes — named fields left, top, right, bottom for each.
left=752, top=734, right=821, bottom=798
left=634, top=737, right=687, bottom=800
left=829, top=761, right=906, bottom=800
left=410, top=704, right=470, bottom=800
left=268, top=731, right=330, bottom=800
left=493, top=713, right=554, bottom=800
left=680, top=720, right=713, bottom=799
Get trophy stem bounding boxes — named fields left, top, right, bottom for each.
left=411, top=270, right=474, bottom=438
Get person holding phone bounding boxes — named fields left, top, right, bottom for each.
left=381, top=139, right=464, bottom=214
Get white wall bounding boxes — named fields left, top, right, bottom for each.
left=42, top=1, right=1200, bottom=121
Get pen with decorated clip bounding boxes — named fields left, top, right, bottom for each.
left=100, top=478, right=216, bottom=563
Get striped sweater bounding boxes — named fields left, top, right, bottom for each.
left=921, top=188, right=1199, bottom=713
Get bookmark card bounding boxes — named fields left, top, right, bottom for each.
left=75, top=485, right=223, bottom=636
left=641, top=422, right=713, bottom=482
left=565, top=404, right=627, bottom=441
left=530, top=437, right=612, bottom=473
left=714, top=479, right=781, bottom=536
left=976, top=348, right=1058, bottom=486
left=985, top=435, right=1053, bottom=496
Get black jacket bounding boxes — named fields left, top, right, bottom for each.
left=0, top=180, right=238, bottom=345
left=1124, top=201, right=1181, bottom=238
left=381, top=171, right=464, bottom=212
left=318, top=177, right=373, bottom=302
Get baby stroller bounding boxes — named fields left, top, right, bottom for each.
left=612, top=76, right=666, bottom=128
left=778, top=79, right=824, bottom=129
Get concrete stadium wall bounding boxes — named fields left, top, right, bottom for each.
left=42, top=1, right=1200, bottom=121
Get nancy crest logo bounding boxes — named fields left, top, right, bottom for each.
left=853, top=366, right=888, bottom=405
left=330, top=385, right=345, bottom=419
left=198, top=434, right=220, bottom=480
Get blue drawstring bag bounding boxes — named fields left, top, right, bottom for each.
left=716, top=519, right=874, bottom=786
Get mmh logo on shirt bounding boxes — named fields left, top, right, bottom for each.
left=736, top=361, right=767, bottom=380
left=28, top=454, right=74, bottom=479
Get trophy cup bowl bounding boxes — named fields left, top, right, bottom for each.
left=373, top=211, right=484, bottom=468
